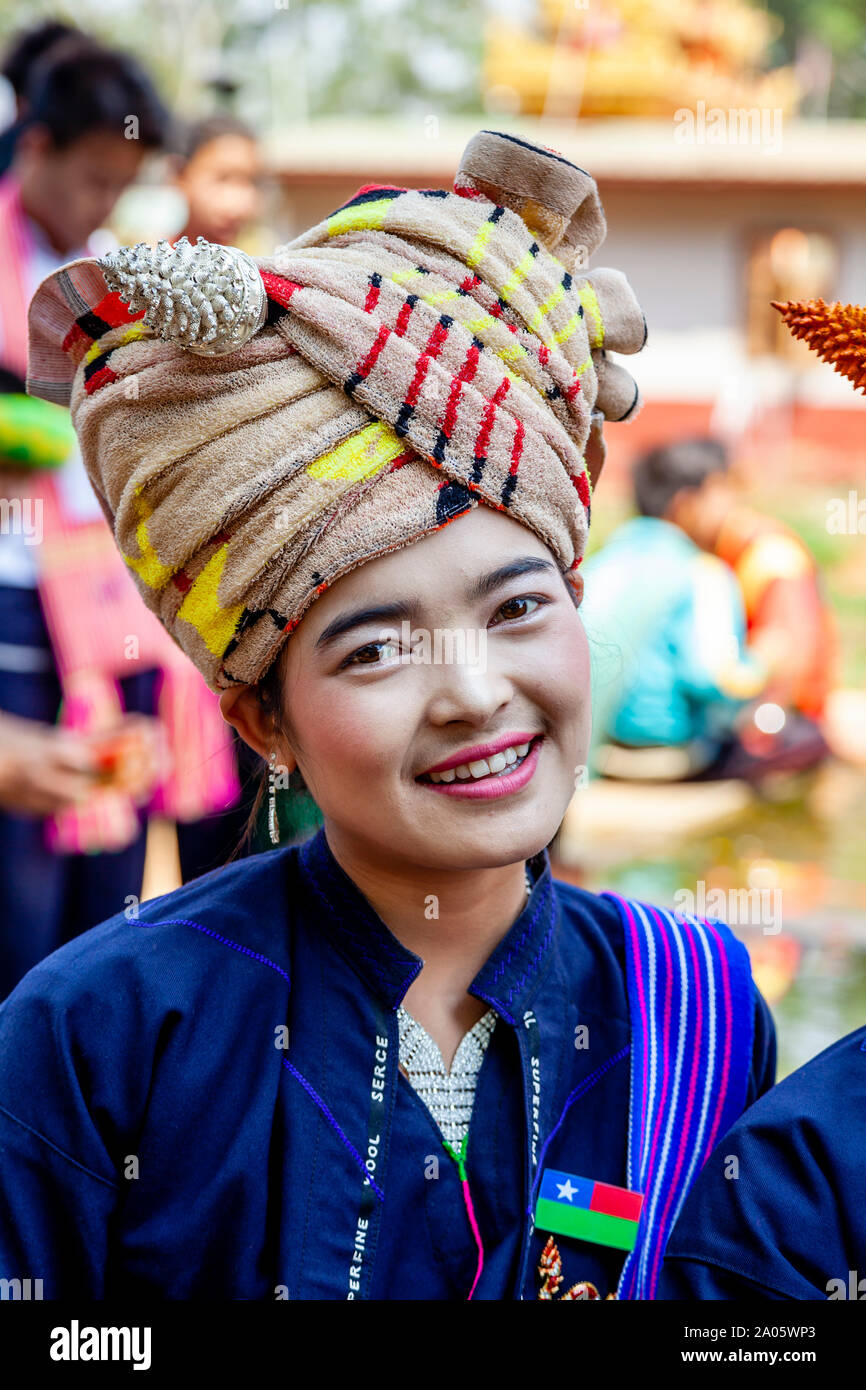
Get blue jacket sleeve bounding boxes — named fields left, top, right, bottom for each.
left=0, top=1102, right=117, bottom=1299
left=657, top=1025, right=866, bottom=1301
left=0, top=914, right=176, bottom=1299
left=0, top=969, right=122, bottom=1298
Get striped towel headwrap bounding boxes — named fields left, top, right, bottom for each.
left=26, top=130, right=646, bottom=691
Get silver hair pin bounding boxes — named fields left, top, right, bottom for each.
left=99, top=235, right=267, bottom=356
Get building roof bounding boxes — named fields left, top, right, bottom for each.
left=267, top=116, right=866, bottom=192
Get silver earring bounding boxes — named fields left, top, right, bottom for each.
left=268, top=752, right=280, bottom=846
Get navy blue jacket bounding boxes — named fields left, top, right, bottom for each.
left=658, top=1025, right=866, bottom=1300
left=0, top=825, right=776, bottom=1300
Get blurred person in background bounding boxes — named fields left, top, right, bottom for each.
left=1, top=34, right=162, bottom=266
left=712, top=470, right=836, bottom=728
left=0, top=32, right=238, bottom=1000
left=172, top=113, right=263, bottom=250
left=0, top=18, right=82, bottom=178
left=580, top=437, right=767, bottom=781
left=583, top=436, right=832, bottom=783
left=669, top=436, right=833, bottom=778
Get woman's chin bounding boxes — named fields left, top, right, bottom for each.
left=405, top=781, right=567, bottom=861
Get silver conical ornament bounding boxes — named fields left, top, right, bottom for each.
left=99, top=236, right=268, bottom=356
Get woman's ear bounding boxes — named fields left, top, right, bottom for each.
left=565, top=569, right=584, bottom=608
left=219, top=685, right=297, bottom=769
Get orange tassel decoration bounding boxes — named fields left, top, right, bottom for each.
left=772, top=298, right=866, bottom=394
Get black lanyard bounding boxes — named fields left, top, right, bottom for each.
left=346, top=996, right=392, bottom=1300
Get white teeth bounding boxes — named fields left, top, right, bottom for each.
left=425, top=738, right=537, bottom=783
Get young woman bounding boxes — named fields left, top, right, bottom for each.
left=0, top=130, right=775, bottom=1301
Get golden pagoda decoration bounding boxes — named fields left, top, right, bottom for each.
left=485, top=0, right=799, bottom=121
left=772, top=299, right=866, bottom=395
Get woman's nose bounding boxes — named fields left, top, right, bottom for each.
left=421, top=644, right=515, bottom=726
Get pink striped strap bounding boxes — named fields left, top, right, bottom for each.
left=602, top=893, right=755, bottom=1300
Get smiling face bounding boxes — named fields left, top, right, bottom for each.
left=226, top=504, right=591, bottom=876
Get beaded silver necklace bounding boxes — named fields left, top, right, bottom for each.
left=396, top=866, right=533, bottom=1149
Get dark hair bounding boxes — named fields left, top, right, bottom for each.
left=0, top=365, right=26, bottom=394
left=17, top=38, right=170, bottom=151
left=2, top=20, right=81, bottom=97
left=632, top=436, right=729, bottom=518
left=174, top=112, right=257, bottom=166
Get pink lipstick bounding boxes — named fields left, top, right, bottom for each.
left=415, top=735, right=544, bottom=800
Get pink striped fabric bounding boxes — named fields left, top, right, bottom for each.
left=602, top=892, right=755, bottom=1300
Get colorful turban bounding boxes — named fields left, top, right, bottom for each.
left=26, top=129, right=646, bottom=691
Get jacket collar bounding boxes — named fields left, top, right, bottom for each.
left=297, top=824, right=557, bottom=1021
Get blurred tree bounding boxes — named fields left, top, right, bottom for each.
left=270, top=0, right=483, bottom=118
left=764, top=0, right=866, bottom=116
left=0, top=0, right=483, bottom=129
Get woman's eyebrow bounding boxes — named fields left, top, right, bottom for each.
left=469, top=555, right=558, bottom=601
left=315, top=600, right=415, bottom=652
left=313, top=556, right=558, bottom=653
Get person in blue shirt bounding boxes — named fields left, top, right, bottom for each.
left=580, top=438, right=766, bottom=779
left=0, top=130, right=775, bottom=1301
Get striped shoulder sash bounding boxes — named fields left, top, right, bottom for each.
left=601, top=893, right=755, bottom=1301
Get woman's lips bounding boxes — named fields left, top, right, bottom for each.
left=414, top=735, right=544, bottom=799
left=418, top=729, right=540, bottom=777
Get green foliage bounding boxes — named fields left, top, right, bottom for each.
left=765, top=0, right=866, bottom=117
left=0, top=0, right=484, bottom=122
left=287, top=0, right=483, bottom=118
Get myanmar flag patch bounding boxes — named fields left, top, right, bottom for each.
left=535, top=1169, right=644, bottom=1252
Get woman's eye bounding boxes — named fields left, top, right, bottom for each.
left=492, top=594, right=547, bottom=624
left=340, top=639, right=402, bottom=669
